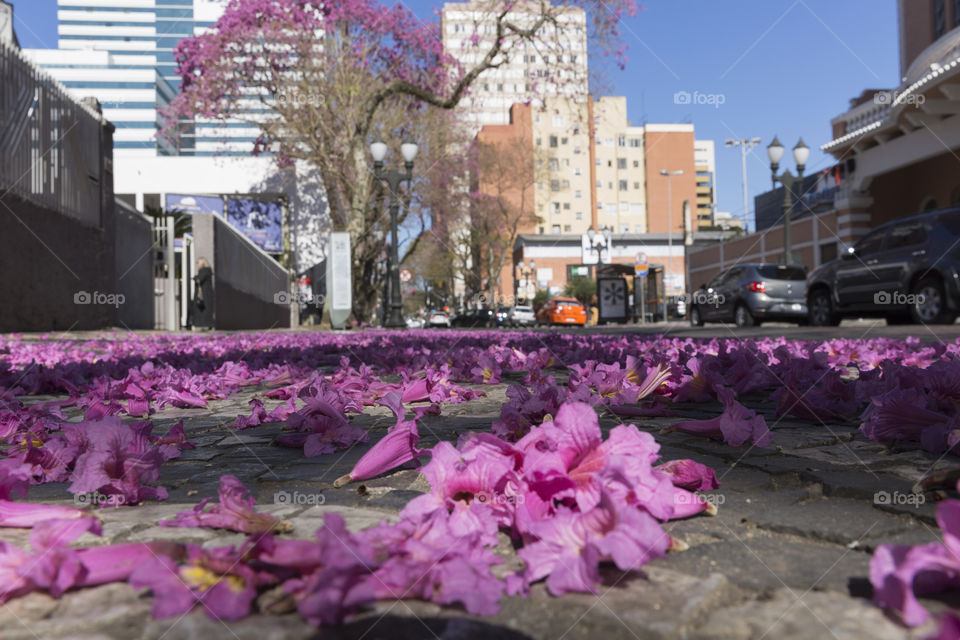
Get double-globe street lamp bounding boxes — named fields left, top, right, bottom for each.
left=767, top=136, right=810, bottom=266
left=370, top=138, right=418, bottom=328
left=517, top=260, right=536, bottom=302
left=586, top=225, right=612, bottom=265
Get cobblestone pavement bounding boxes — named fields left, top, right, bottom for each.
left=2, top=376, right=953, bottom=639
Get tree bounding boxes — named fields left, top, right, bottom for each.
left=469, top=133, right=544, bottom=306
left=565, top=276, right=595, bottom=305
left=164, top=0, right=640, bottom=323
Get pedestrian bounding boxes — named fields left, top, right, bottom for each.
left=192, top=257, right=214, bottom=330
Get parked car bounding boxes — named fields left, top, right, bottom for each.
left=536, top=297, right=588, bottom=326
left=405, top=316, right=424, bottom=329
left=508, top=305, right=537, bottom=327
left=806, top=209, right=960, bottom=326
left=426, top=311, right=451, bottom=328
left=689, top=263, right=808, bottom=328
left=452, top=307, right=496, bottom=328
left=494, top=307, right=511, bottom=327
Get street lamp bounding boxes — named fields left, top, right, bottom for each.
left=586, top=225, right=612, bottom=264
left=517, top=260, right=536, bottom=302
left=767, top=136, right=809, bottom=265
left=659, top=169, right=683, bottom=294
left=725, top=137, right=762, bottom=231
left=371, top=137, right=418, bottom=328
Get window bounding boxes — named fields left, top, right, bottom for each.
left=536, top=137, right=542, bottom=146
left=633, top=160, right=639, bottom=168
left=561, top=137, right=568, bottom=145
left=887, top=222, right=927, bottom=248
left=563, top=202, right=571, bottom=210
left=550, top=180, right=560, bottom=191
left=571, top=55, right=577, bottom=63
left=597, top=202, right=604, bottom=210
left=854, top=229, right=886, bottom=256
left=620, top=202, right=628, bottom=212
left=561, top=180, right=570, bottom=189
left=619, top=180, right=628, bottom=191
left=605, top=203, right=616, bottom=215
left=564, top=224, right=572, bottom=232
left=534, top=115, right=541, bottom=124
left=633, top=182, right=640, bottom=189
left=573, top=146, right=581, bottom=155
left=756, top=265, right=808, bottom=281
left=576, top=213, right=583, bottom=220
left=620, top=224, right=629, bottom=233
left=607, top=160, right=613, bottom=168
left=608, top=182, right=613, bottom=189
left=617, top=158, right=627, bottom=169
left=562, top=159, right=570, bottom=167
left=549, top=135, right=558, bottom=148
left=552, top=115, right=564, bottom=126
left=629, top=138, right=641, bottom=148
left=617, top=135, right=626, bottom=147
left=549, top=158, right=559, bottom=170
left=574, top=167, right=581, bottom=176
left=635, top=225, right=643, bottom=233
left=596, top=179, right=602, bottom=188
left=596, top=159, right=601, bottom=166
left=935, top=0, right=947, bottom=37
left=539, top=226, right=545, bottom=234
left=552, top=202, right=561, bottom=213
left=497, top=84, right=503, bottom=91
left=552, top=224, right=561, bottom=233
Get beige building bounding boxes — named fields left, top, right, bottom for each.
left=694, top=139, right=716, bottom=227
left=530, top=96, right=649, bottom=236
left=441, top=0, right=589, bottom=133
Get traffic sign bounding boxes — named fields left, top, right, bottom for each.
left=634, top=253, right=649, bottom=277
left=399, top=269, right=412, bottom=283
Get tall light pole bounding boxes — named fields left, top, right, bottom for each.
left=767, top=136, right=810, bottom=266
left=659, top=169, right=683, bottom=295
left=725, top=137, right=762, bottom=231
left=370, top=138, right=418, bottom=328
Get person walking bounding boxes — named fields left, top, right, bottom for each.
left=192, top=257, right=214, bottom=330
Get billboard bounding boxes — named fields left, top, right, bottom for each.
left=165, top=194, right=223, bottom=216
left=226, top=198, right=283, bottom=253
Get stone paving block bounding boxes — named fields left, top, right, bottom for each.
left=648, top=530, right=871, bottom=593
left=0, top=584, right=151, bottom=640
left=143, top=612, right=319, bottom=640
left=691, top=588, right=922, bottom=640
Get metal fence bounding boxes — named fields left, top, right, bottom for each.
left=0, top=40, right=105, bottom=227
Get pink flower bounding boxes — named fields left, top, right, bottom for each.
left=666, top=387, right=771, bottom=447
left=160, top=475, right=289, bottom=534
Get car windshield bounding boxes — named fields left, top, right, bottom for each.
left=755, top=265, right=806, bottom=280
left=515, top=306, right=532, bottom=312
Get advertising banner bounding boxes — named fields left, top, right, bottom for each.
left=165, top=194, right=223, bottom=216
left=225, top=198, right=283, bottom=253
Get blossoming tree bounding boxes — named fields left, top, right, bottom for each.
left=164, top=0, right=638, bottom=322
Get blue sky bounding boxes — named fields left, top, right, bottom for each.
left=11, top=0, right=898, bottom=229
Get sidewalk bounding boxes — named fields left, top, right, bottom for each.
left=0, top=381, right=941, bottom=639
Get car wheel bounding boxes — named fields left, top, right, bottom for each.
left=734, top=303, right=758, bottom=328
left=689, top=305, right=704, bottom=327
left=808, top=288, right=840, bottom=327
left=911, top=277, right=957, bottom=324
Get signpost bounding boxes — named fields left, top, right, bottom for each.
left=326, top=232, right=352, bottom=329
left=399, top=269, right=412, bottom=283
left=635, top=253, right=648, bottom=324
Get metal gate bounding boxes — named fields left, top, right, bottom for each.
left=152, top=216, right=177, bottom=330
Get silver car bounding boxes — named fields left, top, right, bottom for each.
left=689, top=263, right=808, bottom=327
left=507, top=305, right=536, bottom=327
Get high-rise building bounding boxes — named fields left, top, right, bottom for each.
left=693, top=140, right=716, bottom=227
left=25, top=1, right=259, bottom=157
left=441, top=0, right=589, bottom=132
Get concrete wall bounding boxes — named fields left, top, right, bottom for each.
left=191, top=213, right=291, bottom=330
left=114, top=201, right=154, bottom=329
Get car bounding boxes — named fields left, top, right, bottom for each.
left=452, top=307, right=496, bottom=328
left=426, top=311, right=450, bottom=328
left=805, top=209, right=960, bottom=326
left=689, top=263, right=808, bottom=328
left=508, top=305, right=537, bottom=327
left=494, top=307, right=511, bottom=327
left=405, top=316, right=424, bottom=329
left=536, top=297, right=588, bottom=326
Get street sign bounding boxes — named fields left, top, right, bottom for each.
left=327, top=232, right=352, bottom=329
left=399, top=269, right=412, bottom=283
left=634, top=252, right=649, bottom=277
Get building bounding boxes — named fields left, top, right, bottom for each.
left=441, top=0, right=589, bottom=132
left=687, top=0, right=960, bottom=290
left=713, top=211, right=744, bottom=230
left=475, top=95, right=704, bottom=298
left=693, top=140, right=716, bottom=227
left=29, top=0, right=261, bottom=156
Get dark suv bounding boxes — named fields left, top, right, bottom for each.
left=806, top=210, right=960, bottom=326
left=690, top=263, right=808, bottom=328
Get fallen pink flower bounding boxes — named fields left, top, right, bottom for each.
left=665, top=387, right=771, bottom=447
left=0, top=500, right=90, bottom=528
left=160, top=475, right=289, bottom=534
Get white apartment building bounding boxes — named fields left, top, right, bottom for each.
left=442, top=0, right=589, bottom=132
left=694, top=139, right=716, bottom=226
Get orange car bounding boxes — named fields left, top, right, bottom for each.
left=536, top=297, right=588, bottom=326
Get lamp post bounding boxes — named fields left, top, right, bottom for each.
left=370, top=138, right=418, bottom=328
left=586, top=225, right=612, bottom=269
left=725, top=137, right=762, bottom=231
left=659, top=169, right=683, bottom=295
left=517, top=260, right=536, bottom=302
left=766, top=136, right=809, bottom=266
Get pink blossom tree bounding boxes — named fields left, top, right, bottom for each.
left=164, top=0, right=639, bottom=322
